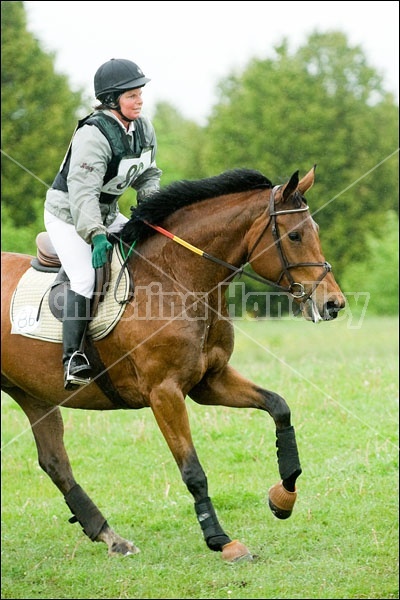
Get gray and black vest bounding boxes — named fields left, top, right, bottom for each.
left=52, top=112, right=153, bottom=204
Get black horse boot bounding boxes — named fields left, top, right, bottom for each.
left=62, top=289, right=92, bottom=390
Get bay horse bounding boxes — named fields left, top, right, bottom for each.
left=1, top=166, right=345, bottom=562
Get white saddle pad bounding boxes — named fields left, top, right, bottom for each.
left=10, top=246, right=131, bottom=343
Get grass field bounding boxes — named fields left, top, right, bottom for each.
left=1, top=315, right=398, bottom=599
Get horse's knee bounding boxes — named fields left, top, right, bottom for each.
left=38, top=454, right=64, bottom=484
left=38, top=454, right=60, bottom=476
left=258, top=388, right=291, bottom=427
left=274, top=401, right=291, bottom=427
left=37, top=455, right=73, bottom=492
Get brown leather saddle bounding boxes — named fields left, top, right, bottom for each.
left=31, top=232, right=112, bottom=321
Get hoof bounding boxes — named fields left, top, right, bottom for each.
left=96, top=525, right=140, bottom=557
left=221, top=540, right=253, bottom=563
left=268, top=481, right=297, bottom=519
left=108, top=540, right=140, bottom=557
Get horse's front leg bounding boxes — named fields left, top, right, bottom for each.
left=9, top=388, right=138, bottom=557
left=149, top=381, right=252, bottom=562
left=189, top=364, right=302, bottom=519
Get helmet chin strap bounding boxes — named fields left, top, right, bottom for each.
left=103, top=93, right=134, bottom=123
left=115, top=106, right=134, bottom=123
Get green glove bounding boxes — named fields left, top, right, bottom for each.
left=92, top=234, right=112, bottom=269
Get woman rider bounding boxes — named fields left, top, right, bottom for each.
left=44, top=58, right=162, bottom=390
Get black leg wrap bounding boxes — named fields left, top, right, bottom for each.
left=276, top=426, right=302, bottom=481
left=64, top=484, right=107, bottom=541
left=195, top=497, right=231, bottom=551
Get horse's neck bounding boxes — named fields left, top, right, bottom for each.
left=173, top=194, right=257, bottom=263
left=139, top=194, right=260, bottom=293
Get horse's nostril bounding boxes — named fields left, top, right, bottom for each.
left=326, top=300, right=342, bottom=318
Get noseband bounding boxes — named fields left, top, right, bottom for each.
left=245, top=185, right=332, bottom=301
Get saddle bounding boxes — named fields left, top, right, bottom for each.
left=31, top=232, right=112, bottom=320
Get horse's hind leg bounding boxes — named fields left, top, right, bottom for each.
left=149, top=382, right=252, bottom=562
left=4, top=387, right=139, bottom=557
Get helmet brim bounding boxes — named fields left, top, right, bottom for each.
left=99, top=76, right=151, bottom=97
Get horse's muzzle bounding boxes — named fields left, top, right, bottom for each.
left=301, top=296, right=345, bottom=322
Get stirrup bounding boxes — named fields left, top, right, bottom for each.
left=64, top=373, right=91, bottom=390
left=64, top=352, right=92, bottom=390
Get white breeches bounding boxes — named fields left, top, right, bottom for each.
left=44, top=209, right=129, bottom=298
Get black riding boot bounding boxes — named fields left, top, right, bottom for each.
left=62, top=289, right=92, bottom=390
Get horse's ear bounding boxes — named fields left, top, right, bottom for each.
left=297, top=165, right=316, bottom=195
left=282, top=171, right=299, bottom=202
left=280, top=165, right=316, bottom=202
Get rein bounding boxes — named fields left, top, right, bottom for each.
left=143, top=221, right=246, bottom=277
left=141, top=185, right=332, bottom=300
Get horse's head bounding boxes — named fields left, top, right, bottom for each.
left=246, top=166, right=345, bottom=322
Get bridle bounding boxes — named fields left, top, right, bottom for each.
left=245, top=185, right=332, bottom=301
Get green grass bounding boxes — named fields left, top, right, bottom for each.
left=1, top=315, right=398, bottom=599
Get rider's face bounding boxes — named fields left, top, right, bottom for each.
left=118, top=87, right=144, bottom=121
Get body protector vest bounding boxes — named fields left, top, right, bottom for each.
left=51, top=112, right=153, bottom=204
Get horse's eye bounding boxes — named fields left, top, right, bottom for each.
left=288, top=232, right=301, bottom=242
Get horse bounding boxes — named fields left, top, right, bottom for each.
left=1, top=166, right=346, bottom=562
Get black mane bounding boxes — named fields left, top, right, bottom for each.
left=119, top=168, right=272, bottom=245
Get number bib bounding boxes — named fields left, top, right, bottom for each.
left=101, top=148, right=152, bottom=195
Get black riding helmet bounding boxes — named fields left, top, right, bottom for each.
left=94, top=58, right=150, bottom=106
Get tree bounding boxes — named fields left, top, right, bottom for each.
left=152, top=101, right=207, bottom=183
left=200, top=32, right=398, bottom=276
left=340, top=210, right=399, bottom=316
left=1, top=1, right=88, bottom=252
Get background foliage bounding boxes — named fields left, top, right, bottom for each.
left=1, top=1, right=398, bottom=314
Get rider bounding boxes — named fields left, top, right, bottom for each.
left=44, top=58, right=162, bottom=390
